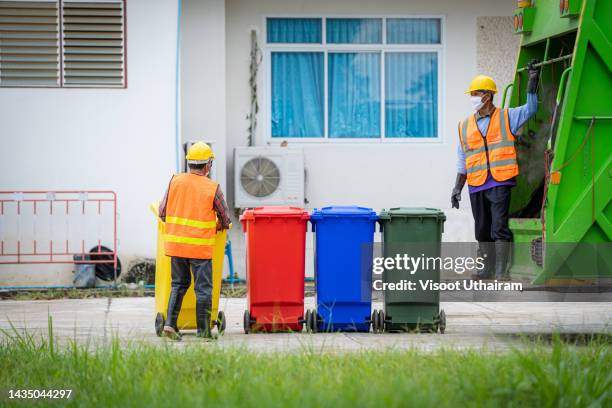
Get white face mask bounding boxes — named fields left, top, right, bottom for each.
left=470, top=96, right=484, bottom=112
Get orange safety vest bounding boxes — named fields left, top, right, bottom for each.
left=164, top=173, right=218, bottom=260
left=458, top=108, right=519, bottom=187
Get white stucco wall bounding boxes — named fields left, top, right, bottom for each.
left=225, top=0, right=518, bottom=278
left=181, top=0, right=227, bottom=192
left=0, top=0, right=179, bottom=286
left=476, top=16, right=520, bottom=96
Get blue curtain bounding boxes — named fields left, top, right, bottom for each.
left=326, top=18, right=382, bottom=44
left=272, top=52, right=324, bottom=138
left=386, top=18, right=441, bottom=44
left=267, top=18, right=322, bottom=43
left=385, top=52, right=438, bottom=138
left=328, top=53, right=380, bottom=138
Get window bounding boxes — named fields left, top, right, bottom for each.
left=267, top=18, right=321, bottom=44
left=327, top=18, right=381, bottom=44
left=0, top=0, right=126, bottom=88
left=0, top=1, right=60, bottom=87
left=328, top=52, right=380, bottom=138
left=266, top=17, right=442, bottom=140
left=271, top=52, right=324, bottom=137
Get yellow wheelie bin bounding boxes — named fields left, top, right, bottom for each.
left=150, top=202, right=229, bottom=336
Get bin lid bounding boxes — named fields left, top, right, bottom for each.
left=150, top=201, right=160, bottom=218
left=311, top=206, right=378, bottom=221
left=379, top=207, right=446, bottom=221
left=240, top=206, right=309, bottom=220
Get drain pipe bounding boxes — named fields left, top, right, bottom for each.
left=174, top=0, right=182, bottom=173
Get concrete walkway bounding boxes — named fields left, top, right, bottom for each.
left=0, top=297, right=610, bottom=352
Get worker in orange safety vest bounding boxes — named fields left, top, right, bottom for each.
left=451, top=61, right=539, bottom=281
left=158, top=142, right=231, bottom=340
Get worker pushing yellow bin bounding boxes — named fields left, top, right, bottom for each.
left=150, top=202, right=228, bottom=336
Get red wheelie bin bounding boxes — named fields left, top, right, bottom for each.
left=240, top=206, right=309, bottom=332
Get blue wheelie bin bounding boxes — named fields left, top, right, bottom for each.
left=307, top=206, right=378, bottom=332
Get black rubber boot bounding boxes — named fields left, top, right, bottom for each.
left=166, top=288, right=184, bottom=328
left=163, top=288, right=184, bottom=340
left=196, top=301, right=217, bottom=341
left=495, top=241, right=511, bottom=281
left=472, top=242, right=495, bottom=280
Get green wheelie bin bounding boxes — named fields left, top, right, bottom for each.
left=373, top=208, right=446, bottom=333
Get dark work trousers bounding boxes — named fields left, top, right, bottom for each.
left=469, top=185, right=513, bottom=242
left=166, top=257, right=213, bottom=328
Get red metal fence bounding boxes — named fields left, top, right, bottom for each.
left=0, top=191, right=117, bottom=273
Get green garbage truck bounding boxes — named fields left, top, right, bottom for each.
left=507, top=0, right=611, bottom=284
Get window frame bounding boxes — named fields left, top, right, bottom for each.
left=0, top=0, right=127, bottom=89
left=263, top=14, right=445, bottom=144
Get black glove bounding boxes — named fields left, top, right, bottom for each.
left=451, top=173, right=467, bottom=209
left=527, top=59, right=540, bottom=94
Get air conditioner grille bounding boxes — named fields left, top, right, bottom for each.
left=240, top=156, right=280, bottom=198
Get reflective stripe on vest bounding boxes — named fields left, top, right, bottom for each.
left=458, top=108, right=519, bottom=187
left=165, top=234, right=216, bottom=246
left=460, top=119, right=469, bottom=153
left=164, top=173, right=218, bottom=259
left=166, top=216, right=216, bottom=230
left=467, top=159, right=518, bottom=174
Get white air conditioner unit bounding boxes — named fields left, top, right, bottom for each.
left=234, top=147, right=304, bottom=208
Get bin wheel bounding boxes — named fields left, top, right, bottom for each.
left=217, top=310, right=226, bottom=335
left=305, top=309, right=312, bottom=333
left=378, top=310, right=386, bottom=333
left=371, top=310, right=379, bottom=333
left=155, top=313, right=164, bottom=337
left=310, top=309, right=319, bottom=334
left=439, top=310, right=446, bottom=334
left=243, top=310, right=251, bottom=334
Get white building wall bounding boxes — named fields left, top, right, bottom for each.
left=181, top=0, right=227, bottom=192
left=0, top=0, right=179, bottom=286
left=225, top=0, right=518, bottom=278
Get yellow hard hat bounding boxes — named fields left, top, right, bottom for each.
left=465, top=75, right=497, bottom=94
left=186, top=142, right=215, bottom=164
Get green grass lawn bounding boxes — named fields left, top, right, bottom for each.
left=0, top=323, right=610, bottom=407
